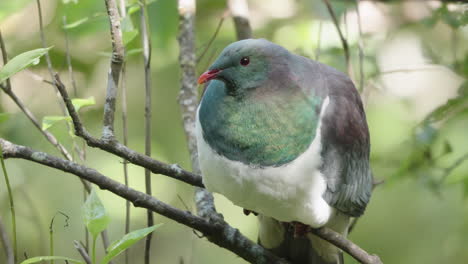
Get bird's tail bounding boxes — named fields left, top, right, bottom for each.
left=258, top=212, right=350, bottom=264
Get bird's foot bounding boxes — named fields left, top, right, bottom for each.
left=293, top=221, right=311, bottom=238
left=243, top=209, right=258, bottom=216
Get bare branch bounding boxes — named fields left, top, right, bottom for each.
left=0, top=29, right=76, bottom=166
left=117, top=1, right=131, bottom=264
left=355, top=0, right=365, bottom=94
left=103, top=0, right=125, bottom=139
left=322, top=0, right=351, bottom=75
left=138, top=0, right=154, bottom=263
left=311, top=228, right=383, bottom=264
left=62, top=16, right=78, bottom=96
left=0, top=215, right=14, bottom=264
left=228, top=0, right=252, bottom=40
left=177, top=0, right=223, bottom=238
left=0, top=138, right=289, bottom=264
left=196, top=10, right=229, bottom=63
left=53, top=74, right=204, bottom=188
left=73, top=241, right=91, bottom=264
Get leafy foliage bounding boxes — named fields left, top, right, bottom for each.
left=0, top=47, right=52, bottom=84
left=20, top=256, right=84, bottom=264
left=101, top=224, right=162, bottom=264
left=82, top=189, right=110, bottom=240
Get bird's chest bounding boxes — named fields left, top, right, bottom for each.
left=196, top=113, right=330, bottom=225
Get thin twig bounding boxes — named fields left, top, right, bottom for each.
left=355, top=0, right=365, bottom=95
left=0, top=30, right=12, bottom=92
left=0, top=144, right=16, bottom=263
left=103, top=0, right=124, bottom=139
left=63, top=16, right=78, bottom=96
left=0, top=30, right=75, bottom=163
left=323, top=0, right=351, bottom=75
left=196, top=10, right=229, bottom=63
left=227, top=0, right=252, bottom=40
left=36, top=0, right=71, bottom=121
left=311, top=227, right=383, bottom=264
left=139, top=0, right=154, bottom=263
left=54, top=74, right=204, bottom=187
left=118, top=1, right=131, bottom=264
left=0, top=216, right=14, bottom=264
left=73, top=241, right=92, bottom=264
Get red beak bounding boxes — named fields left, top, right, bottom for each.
left=198, top=69, right=221, bottom=84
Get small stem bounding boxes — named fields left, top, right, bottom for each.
left=49, top=226, right=54, bottom=264
left=117, top=0, right=131, bottom=263
left=139, top=1, right=154, bottom=263
left=0, top=145, right=16, bottom=263
left=92, top=236, right=97, bottom=264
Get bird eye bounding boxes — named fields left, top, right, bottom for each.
left=240, top=57, right=250, bottom=66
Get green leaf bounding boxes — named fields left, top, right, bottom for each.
left=72, top=97, right=95, bottom=112
left=100, top=224, right=162, bottom=264
left=20, top=256, right=84, bottom=264
left=63, top=17, right=89, bottom=29
left=42, top=116, right=72, bottom=131
left=0, top=47, right=52, bottom=84
left=0, top=113, right=10, bottom=123
left=424, top=95, right=468, bottom=123
left=123, top=30, right=139, bottom=46
left=82, top=189, right=110, bottom=239
left=127, top=0, right=158, bottom=15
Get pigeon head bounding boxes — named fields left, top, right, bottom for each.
left=198, top=39, right=290, bottom=94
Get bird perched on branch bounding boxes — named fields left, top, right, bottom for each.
left=196, top=39, right=372, bottom=264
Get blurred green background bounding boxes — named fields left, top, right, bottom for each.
left=1, top=0, right=468, bottom=263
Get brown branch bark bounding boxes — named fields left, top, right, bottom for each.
left=73, top=240, right=92, bottom=264
left=176, top=0, right=223, bottom=244
left=103, top=0, right=124, bottom=139
left=311, top=228, right=382, bottom=264
left=228, top=0, right=252, bottom=40
left=117, top=1, right=131, bottom=263
left=53, top=74, right=204, bottom=187
left=322, top=0, right=351, bottom=76
left=138, top=0, right=154, bottom=263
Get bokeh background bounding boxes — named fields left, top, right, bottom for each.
left=1, top=0, right=467, bottom=263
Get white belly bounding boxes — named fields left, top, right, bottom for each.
left=196, top=97, right=333, bottom=227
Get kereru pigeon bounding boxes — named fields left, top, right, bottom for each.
left=196, top=39, right=372, bottom=264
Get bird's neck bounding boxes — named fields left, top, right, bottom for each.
left=198, top=80, right=322, bottom=167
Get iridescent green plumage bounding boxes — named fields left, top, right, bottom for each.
left=199, top=79, right=321, bottom=166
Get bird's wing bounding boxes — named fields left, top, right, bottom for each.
left=318, top=66, right=373, bottom=217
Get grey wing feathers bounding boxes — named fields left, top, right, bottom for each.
left=319, top=66, right=373, bottom=217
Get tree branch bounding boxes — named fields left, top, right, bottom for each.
left=322, top=0, right=351, bottom=76
left=53, top=74, right=204, bottom=188
left=138, top=0, right=154, bottom=263
left=102, top=0, right=124, bottom=139
left=117, top=1, right=131, bottom=263
left=227, top=0, right=252, bottom=40
left=177, top=0, right=223, bottom=241
left=311, top=228, right=383, bottom=264
left=73, top=240, right=91, bottom=264
left=0, top=138, right=289, bottom=264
